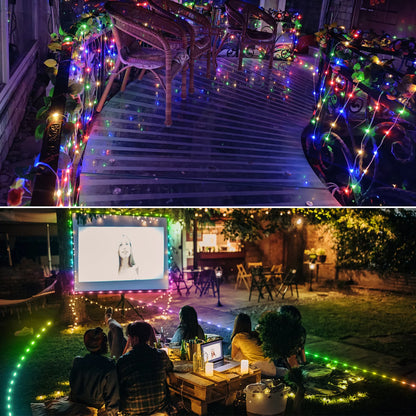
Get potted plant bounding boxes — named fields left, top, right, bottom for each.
left=304, top=248, right=317, bottom=263
left=316, top=248, right=327, bottom=263
left=258, top=311, right=307, bottom=415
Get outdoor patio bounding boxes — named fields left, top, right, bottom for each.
left=78, top=56, right=339, bottom=206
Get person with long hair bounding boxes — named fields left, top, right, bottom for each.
left=170, top=305, right=205, bottom=344
left=118, top=234, right=139, bottom=280
left=231, top=312, right=279, bottom=377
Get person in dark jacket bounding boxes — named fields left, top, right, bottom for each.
left=69, top=327, right=120, bottom=416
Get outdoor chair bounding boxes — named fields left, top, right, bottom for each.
left=196, top=268, right=217, bottom=297
left=169, top=268, right=190, bottom=296
left=247, top=262, right=263, bottom=270
left=148, top=0, right=212, bottom=95
left=275, top=268, right=299, bottom=299
left=224, top=0, right=277, bottom=70
left=235, top=263, right=251, bottom=290
left=96, top=1, right=189, bottom=126
left=249, top=266, right=274, bottom=302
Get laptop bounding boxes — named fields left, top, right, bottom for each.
left=200, top=339, right=240, bottom=372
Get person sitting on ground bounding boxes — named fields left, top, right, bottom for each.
left=105, top=307, right=127, bottom=360
left=170, top=305, right=204, bottom=344
left=231, top=312, right=286, bottom=377
left=278, top=305, right=307, bottom=367
left=117, top=321, right=173, bottom=416
left=69, top=327, right=120, bottom=416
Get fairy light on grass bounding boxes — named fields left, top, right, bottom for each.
left=305, top=350, right=416, bottom=389
left=6, top=321, right=53, bottom=416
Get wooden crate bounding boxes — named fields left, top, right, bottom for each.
left=168, top=368, right=262, bottom=414
left=168, top=372, right=227, bottom=402
left=213, top=368, right=262, bottom=405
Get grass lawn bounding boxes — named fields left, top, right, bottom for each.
left=1, top=291, right=416, bottom=415
left=297, top=290, right=416, bottom=360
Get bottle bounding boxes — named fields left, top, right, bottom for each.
left=160, top=327, right=166, bottom=345
left=180, top=340, right=187, bottom=360
left=193, top=343, right=203, bottom=373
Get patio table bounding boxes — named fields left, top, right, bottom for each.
left=183, top=268, right=202, bottom=294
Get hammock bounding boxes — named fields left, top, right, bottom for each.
left=0, top=279, right=56, bottom=317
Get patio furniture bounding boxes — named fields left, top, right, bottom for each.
left=183, top=268, right=202, bottom=293
left=148, top=0, right=212, bottom=94
left=235, top=263, right=251, bottom=290
left=247, top=262, right=262, bottom=270
left=248, top=266, right=274, bottom=302
left=264, top=263, right=283, bottom=284
left=96, top=1, right=189, bottom=126
left=224, top=0, right=277, bottom=70
left=275, top=268, right=299, bottom=299
left=196, top=268, right=217, bottom=297
left=169, top=268, right=190, bottom=296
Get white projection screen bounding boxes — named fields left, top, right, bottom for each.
left=73, top=215, right=169, bottom=292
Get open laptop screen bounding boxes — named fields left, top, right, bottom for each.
left=201, top=339, right=223, bottom=364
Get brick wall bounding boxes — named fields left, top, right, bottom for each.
left=338, top=269, right=416, bottom=294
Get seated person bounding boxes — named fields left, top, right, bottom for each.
left=278, top=305, right=307, bottom=367
left=170, top=305, right=204, bottom=344
left=105, top=307, right=127, bottom=359
left=69, top=327, right=120, bottom=416
left=105, top=307, right=158, bottom=358
left=231, top=313, right=285, bottom=377
left=117, top=321, right=173, bottom=415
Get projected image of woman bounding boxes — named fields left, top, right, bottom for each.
left=118, top=234, right=139, bottom=280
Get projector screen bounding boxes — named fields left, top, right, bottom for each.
left=73, top=215, right=169, bottom=292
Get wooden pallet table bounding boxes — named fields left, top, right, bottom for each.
left=168, top=367, right=261, bottom=415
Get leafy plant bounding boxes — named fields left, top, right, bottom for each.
left=257, top=311, right=305, bottom=361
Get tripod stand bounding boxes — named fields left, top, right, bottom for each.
left=115, top=294, right=143, bottom=319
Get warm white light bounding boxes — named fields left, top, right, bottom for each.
left=205, top=362, right=214, bottom=376
left=241, top=360, right=249, bottom=374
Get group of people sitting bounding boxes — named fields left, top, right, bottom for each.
left=66, top=304, right=305, bottom=416
left=231, top=305, right=306, bottom=377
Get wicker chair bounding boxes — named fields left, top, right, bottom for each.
left=225, top=0, right=277, bottom=70
left=96, top=1, right=189, bottom=126
left=148, top=0, right=212, bottom=94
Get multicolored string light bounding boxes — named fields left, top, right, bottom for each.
left=305, top=350, right=416, bottom=389
left=6, top=321, right=53, bottom=416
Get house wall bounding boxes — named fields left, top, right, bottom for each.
left=240, top=221, right=416, bottom=294
left=0, top=45, right=38, bottom=167
left=0, top=0, right=58, bottom=171
left=325, top=0, right=356, bottom=29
